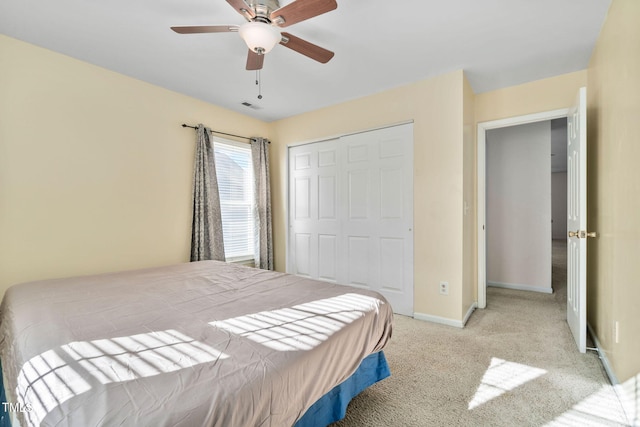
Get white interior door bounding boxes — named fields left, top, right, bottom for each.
left=567, top=87, right=588, bottom=353
left=288, top=124, right=414, bottom=316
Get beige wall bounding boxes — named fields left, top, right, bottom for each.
left=462, top=76, right=476, bottom=315
left=0, top=35, right=473, bottom=324
left=271, top=71, right=468, bottom=321
left=475, top=70, right=587, bottom=124
left=0, top=35, right=271, bottom=297
left=586, top=0, right=640, bottom=383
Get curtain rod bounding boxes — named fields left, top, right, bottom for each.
left=181, top=124, right=269, bottom=143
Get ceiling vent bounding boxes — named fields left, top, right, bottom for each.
left=241, top=101, right=261, bottom=110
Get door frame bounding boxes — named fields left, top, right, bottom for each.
left=477, top=108, right=569, bottom=309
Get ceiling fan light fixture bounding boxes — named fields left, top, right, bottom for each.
left=239, top=22, right=281, bottom=54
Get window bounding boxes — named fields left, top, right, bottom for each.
left=213, top=139, right=254, bottom=261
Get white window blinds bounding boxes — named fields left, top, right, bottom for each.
left=213, top=139, right=254, bottom=260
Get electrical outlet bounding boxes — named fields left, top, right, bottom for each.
left=614, top=321, right=620, bottom=344
left=439, top=281, right=449, bottom=295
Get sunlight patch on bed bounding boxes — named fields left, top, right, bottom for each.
left=211, top=293, right=383, bottom=351
left=61, top=329, right=229, bottom=384
left=15, top=330, right=228, bottom=425
left=16, top=349, right=92, bottom=426
left=468, top=357, right=546, bottom=410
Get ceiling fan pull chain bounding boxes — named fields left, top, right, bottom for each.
left=257, top=69, right=263, bottom=100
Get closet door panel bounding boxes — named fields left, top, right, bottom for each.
left=288, top=124, right=413, bottom=315
left=288, top=140, right=339, bottom=280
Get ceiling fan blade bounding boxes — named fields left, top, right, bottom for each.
left=270, top=0, right=337, bottom=28
left=171, top=25, right=238, bottom=34
left=226, top=0, right=255, bottom=19
left=280, top=32, right=334, bottom=63
left=246, top=50, right=264, bottom=70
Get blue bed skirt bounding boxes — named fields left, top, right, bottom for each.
left=0, top=352, right=389, bottom=427
left=295, top=351, right=390, bottom=427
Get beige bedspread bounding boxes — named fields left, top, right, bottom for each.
left=0, top=261, right=392, bottom=426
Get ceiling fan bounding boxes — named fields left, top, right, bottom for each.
left=171, top=0, right=337, bottom=71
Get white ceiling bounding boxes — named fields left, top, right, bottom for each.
left=0, top=0, right=611, bottom=122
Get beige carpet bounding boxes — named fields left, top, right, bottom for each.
left=333, top=240, right=631, bottom=426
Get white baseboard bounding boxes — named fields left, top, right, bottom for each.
left=488, top=281, right=553, bottom=294
left=462, top=302, right=477, bottom=326
left=587, top=323, right=619, bottom=384
left=414, top=302, right=477, bottom=329
left=414, top=312, right=464, bottom=328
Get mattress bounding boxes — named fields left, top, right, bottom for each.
left=0, top=261, right=393, bottom=426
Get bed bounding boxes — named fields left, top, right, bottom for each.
left=0, top=261, right=392, bottom=426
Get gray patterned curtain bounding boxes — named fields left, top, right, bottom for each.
left=251, top=137, right=274, bottom=270
left=191, top=124, right=225, bottom=262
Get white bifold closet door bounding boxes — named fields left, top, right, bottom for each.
left=288, top=123, right=414, bottom=315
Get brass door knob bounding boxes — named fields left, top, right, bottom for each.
left=568, top=230, right=597, bottom=238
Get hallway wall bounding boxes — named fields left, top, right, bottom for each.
left=486, top=121, right=552, bottom=292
